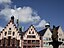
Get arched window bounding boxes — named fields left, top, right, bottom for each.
left=32, top=31, right=34, bottom=34
left=13, top=32, right=15, bottom=36
left=5, top=32, right=7, bottom=36
left=29, top=31, right=31, bottom=34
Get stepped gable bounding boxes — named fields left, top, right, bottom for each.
left=0, top=16, right=18, bottom=33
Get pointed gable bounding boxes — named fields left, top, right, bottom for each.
left=58, top=26, right=64, bottom=38
left=43, top=28, right=52, bottom=38
left=23, top=25, right=40, bottom=40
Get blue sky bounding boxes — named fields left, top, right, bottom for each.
left=0, top=0, right=64, bottom=31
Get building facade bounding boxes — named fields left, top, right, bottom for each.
left=0, top=16, right=64, bottom=48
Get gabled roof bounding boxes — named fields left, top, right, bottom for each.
left=21, top=25, right=40, bottom=36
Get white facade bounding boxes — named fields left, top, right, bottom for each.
left=43, top=28, right=53, bottom=48
left=0, top=21, right=21, bottom=47
left=58, top=26, right=64, bottom=48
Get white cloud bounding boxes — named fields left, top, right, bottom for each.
left=0, top=26, right=3, bottom=31
left=35, top=20, right=48, bottom=28
left=0, top=6, right=40, bottom=23
left=0, top=0, right=11, bottom=4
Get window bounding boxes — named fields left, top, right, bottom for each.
left=17, top=40, right=19, bottom=46
left=24, top=40, right=27, bottom=44
left=59, top=38, right=61, bottom=40
left=29, top=31, right=31, bottom=34
left=28, top=40, right=31, bottom=44
left=27, top=35, right=36, bottom=38
left=23, top=46, right=26, bottom=48
left=12, top=38, right=15, bottom=46
left=5, top=32, right=7, bottom=36
left=13, top=32, right=15, bottom=36
left=27, top=35, right=31, bottom=38
left=32, top=31, right=34, bottom=34
left=32, top=40, right=35, bottom=44
left=9, top=28, right=11, bottom=30
left=36, top=40, right=39, bottom=44
left=32, top=36, right=36, bottom=38
left=62, top=39, right=64, bottom=41
left=3, top=38, right=6, bottom=46
left=32, top=46, right=35, bottom=48
left=49, top=38, right=51, bottom=40
left=46, top=38, right=48, bottom=40
left=46, top=42, right=48, bottom=46
left=8, top=31, right=11, bottom=35
left=8, top=37, right=11, bottom=46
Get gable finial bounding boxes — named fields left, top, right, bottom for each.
left=11, top=16, right=14, bottom=23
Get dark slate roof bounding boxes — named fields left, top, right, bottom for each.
left=38, top=28, right=47, bottom=36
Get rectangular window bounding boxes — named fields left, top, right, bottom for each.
left=32, top=40, right=35, bottom=44
left=24, top=40, right=27, bottom=44
left=27, top=35, right=35, bottom=38
left=28, top=40, right=31, bottom=44
left=32, top=36, right=35, bottom=38
left=36, top=40, right=39, bottom=44
left=8, top=31, right=11, bottom=35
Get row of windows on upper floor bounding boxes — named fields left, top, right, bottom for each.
left=43, top=38, right=52, bottom=41
left=0, top=31, right=15, bottom=37
left=59, top=38, right=64, bottom=41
